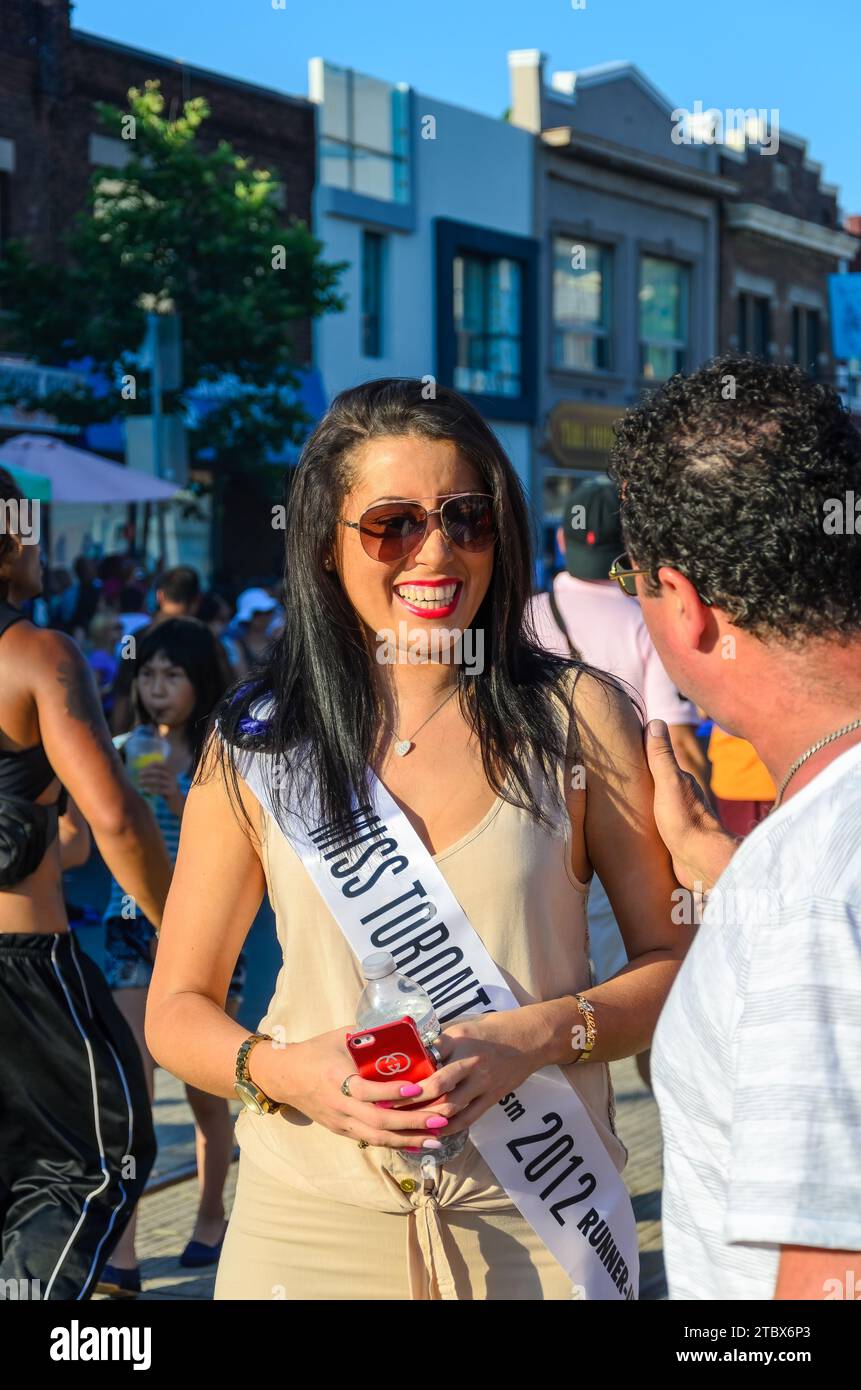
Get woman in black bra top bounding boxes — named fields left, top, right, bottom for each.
left=0, top=467, right=173, bottom=1300
left=0, top=599, right=73, bottom=887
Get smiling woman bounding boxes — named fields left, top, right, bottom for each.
left=145, top=378, right=690, bottom=1301
left=216, top=382, right=560, bottom=833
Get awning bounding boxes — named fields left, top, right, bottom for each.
left=0, top=434, right=181, bottom=503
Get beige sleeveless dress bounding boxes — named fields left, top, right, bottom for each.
left=215, top=693, right=628, bottom=1301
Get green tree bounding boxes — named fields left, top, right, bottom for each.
left=0, top=81, right=346, bottom=468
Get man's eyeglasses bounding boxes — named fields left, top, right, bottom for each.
left=608, top=552, right=713, bottom=606
left=340, top=493, right=496, bottom=564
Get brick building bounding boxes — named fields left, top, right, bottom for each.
left=0, top=0, right=319, bottom=583
left=718, top=133, right=857, bottom=380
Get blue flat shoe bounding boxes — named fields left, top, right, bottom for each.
left=179, top=1235, right=225, bottom=1268
left=96, top=1263, right=141, bottom=1298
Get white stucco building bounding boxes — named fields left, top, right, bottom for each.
left=308, top=59, right=538, bottom=497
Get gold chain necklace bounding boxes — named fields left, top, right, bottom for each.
left=771, top=716, right=861, bottom=811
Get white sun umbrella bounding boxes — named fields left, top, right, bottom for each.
left=0, top=434, right=180, bottom=503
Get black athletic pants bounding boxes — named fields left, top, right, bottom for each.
left=0, top=932, right=156, bottom=1299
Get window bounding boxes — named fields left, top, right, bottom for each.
left=0, top=138, right=13, bottom=259
left=361, top=230, right=385, bottom=358
left=319, top=65, right=409, bottom=204
left=452, top=253, right=522, bottom=398
left=88, top=134, right=132, bottom=169
left=552, top=237, right=612, bottom=371
left=792, top=307, right=822, bottom=377
left=435, top=218, right=537, bottom=422
left=0, top=173, right=9, bottom=254
left=737, top=293, right=772, bottom=359
left=772, top=161, right=791, bottom=194
left=639, top=256, right=689, bottom=380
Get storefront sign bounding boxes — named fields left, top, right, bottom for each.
left=546, top=401, right=622, bottom=471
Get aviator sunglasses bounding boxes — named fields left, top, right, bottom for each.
left=339, top=492, right=496, bottom=563
left=609, top=552, right=713, bottom=605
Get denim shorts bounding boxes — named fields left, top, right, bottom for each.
left=104, top=915, right=246, bottom=1001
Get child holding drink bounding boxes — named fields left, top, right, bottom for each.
left=98, top=618, right=245, bottom=1296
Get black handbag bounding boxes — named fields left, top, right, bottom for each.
left=0, top=789, right=68, bottom=889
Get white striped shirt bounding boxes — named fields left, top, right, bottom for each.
left=652, top=741, right=861, bottom=1300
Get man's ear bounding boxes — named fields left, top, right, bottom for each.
left=656, top=566, right=711, bottom=639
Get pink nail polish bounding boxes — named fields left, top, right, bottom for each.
left=402, top=1146, right=422, bottom=1152
left=400, top=1083, right=423, bottom=1097
left=375, top=1101, right=394, bottom=1109
left=426, top=1115, right=448, bottom=1129
left=422, top=1138, right=443, bottom=1150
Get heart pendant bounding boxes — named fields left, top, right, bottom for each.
left=394, top=739, right=412, bottom=757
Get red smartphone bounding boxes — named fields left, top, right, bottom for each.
left=345, top=1016, right=436, bottom=1112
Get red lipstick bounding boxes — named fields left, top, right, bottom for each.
left=393, top=578, right=463, bottom=619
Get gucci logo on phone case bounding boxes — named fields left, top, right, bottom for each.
left=375, top=1052, right=411, bottom=1076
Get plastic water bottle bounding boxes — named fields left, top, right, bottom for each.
left=356, top=951, right=468, bottom=1167
left=124, top=725, right=170, bottom=801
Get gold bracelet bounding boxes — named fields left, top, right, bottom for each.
left=574, top=993, right=596, bottom=1064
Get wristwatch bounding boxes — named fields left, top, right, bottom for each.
left=234, top=1033, right=280, bottom=1114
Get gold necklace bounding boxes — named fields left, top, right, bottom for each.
left=772, top=716, right=861, bottom=810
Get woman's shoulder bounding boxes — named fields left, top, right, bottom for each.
left=547, top=662, right=646, bottom=781
left=548, top=660, right=641, bottom=727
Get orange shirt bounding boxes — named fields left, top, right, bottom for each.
left=708, top=727, right=776, bottom=801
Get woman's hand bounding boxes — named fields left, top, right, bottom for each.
left=257, top=1026, right=463, bottom=1151
left=416, top=1009, right=551, bottom=1135
left=138, top=763, right=186, bottom=818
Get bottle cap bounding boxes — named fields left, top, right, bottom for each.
left=361, top=951, right=396, bottom=980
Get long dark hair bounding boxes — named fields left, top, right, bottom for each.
left=133, top=618, right=229, bottom=771
left=215, top=379, right=618, bottom=833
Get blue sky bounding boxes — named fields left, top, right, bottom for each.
left=73, top=0, right=861, bottom=215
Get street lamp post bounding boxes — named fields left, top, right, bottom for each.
left=141, top=310, right=184, bottom=566
left=149, top=313, right=165, bottom=561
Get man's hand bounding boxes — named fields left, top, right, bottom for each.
left=667, top=721, right=711, bottom=792
left=645, top=720, right=739, bottom=892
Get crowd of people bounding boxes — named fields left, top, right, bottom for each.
left=0, top=355, right=858, bottom=1305
left=33, top=558, right=285, bottom=720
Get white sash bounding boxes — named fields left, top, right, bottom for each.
left=240, top=750, right=639, bottom=1301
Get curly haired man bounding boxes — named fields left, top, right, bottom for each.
left=610, top=355, right=861, bottom=1301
